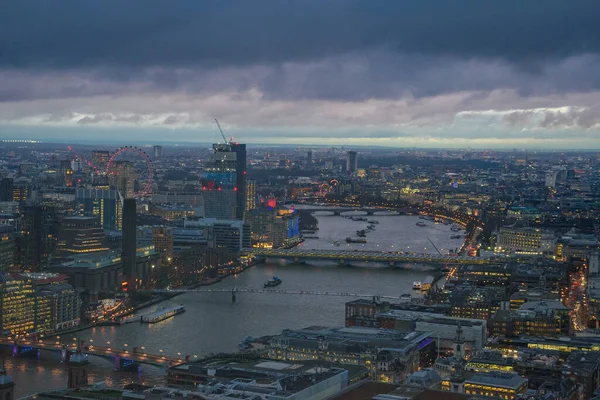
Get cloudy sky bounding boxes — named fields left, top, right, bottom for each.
left=2, top=1, right=600, bottom=148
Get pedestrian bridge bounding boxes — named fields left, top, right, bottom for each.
left=0, top=336, right=186, bottom=370
left=242, top=248, right=490, bottom=265
left=155, top=288, right=408, bottom=300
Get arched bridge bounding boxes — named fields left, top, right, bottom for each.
left=0, top=336, right=186, bottom=370
left=242, top=248, right=490, bottom=265
left=301, top=207, right=414, bottom=216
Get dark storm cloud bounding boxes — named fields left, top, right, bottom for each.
left=1, top=0, right=599, bottom=69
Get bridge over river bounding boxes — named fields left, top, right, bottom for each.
left=155, top=288, right=409, bottom=300
left=242, top=248, right=490, bottom=265
left=0, top=336, right=187, bottom=370
left=299, top=206, right=415, bottom=216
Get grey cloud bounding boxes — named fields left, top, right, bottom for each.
left=1, top=1, right=599, bottom=70
left=77, top=114, right=113, bottom=125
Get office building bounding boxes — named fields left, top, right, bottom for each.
left=11, top=184, right=27, bottom=203
left=55, top=217, right=109, bottom=257
left=245, top=178, right=257, bottom=212
left=184, top=218, right=250, bottom=251
left=153, top=145, right=163, bottom=157
left=489, top=300, right=571, bottom=338
left=20, top=272, right=81, bottom=333
left=152, top=227, right=173, bottom=265
left=268, top=326, right=434, bottom=383
left=441, top=371, right=528, bottom=398
left=108, top=161, right=134, bottom=198
left=245, top=207, right=301, bottom=249
left=20, top=205, right=56, bottom=271
left=76, top=188, right=122, bottom=231
left=122, top=198, right=137, bottom=290
left=0, top=178, right=13, bottom=202
left=203, top=142, right=246, bottom=220
left=0, top=273, right=36, bottom=335
left=307, top=150, right=313, bottom=165
left=166, top=359, right=352, bottom=398
left=48, top=246, right=159, bottom=300
left=346, top=150, right=358, bottom=173
left=230, top=142, right=246, bottom=219
left=495, top=226, right=556, bottom=256
left=0, top=225, right=15, bottom=274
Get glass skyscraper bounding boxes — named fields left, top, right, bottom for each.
left=203, top=142, right=246, bottom=220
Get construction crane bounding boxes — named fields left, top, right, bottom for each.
left=214, top=118, right=230, bottom=145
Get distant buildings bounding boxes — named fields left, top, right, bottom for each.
left=153, top=145, right=163, bottom=158
left=108, top=161, right=134, bottom=199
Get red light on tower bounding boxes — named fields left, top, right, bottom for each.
left=267, top=198, right=277, bottom=209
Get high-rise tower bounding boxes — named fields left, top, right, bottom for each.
left=346, top=151, right=358, bottom=174
left=122, top=198, right=137, bottom=291
left=203, top=142, right=245, bottom=220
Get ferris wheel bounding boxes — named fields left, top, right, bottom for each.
left=106, top=146, right=154, bottom=198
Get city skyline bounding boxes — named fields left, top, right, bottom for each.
left=2, top=1, right=600, bottom=148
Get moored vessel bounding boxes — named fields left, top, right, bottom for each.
left=416, top=222, right=427, bottom=227
left=412, top=281, right=422, bottom=290
left=141, top=305, right=185, bottom=323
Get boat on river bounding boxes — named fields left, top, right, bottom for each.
left=141, top=305, right=185, bottom=323
left=416, top=222, right=427, bottom=227
left=264, top=276, right=282, bottom=288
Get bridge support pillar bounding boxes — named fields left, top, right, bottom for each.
left=232, top=289, right=236, bottom=303
left=294, top=257, right=299, bottom=263
left=339, top=259, right=345, bottom=267
left=389, top=261, right=396, bottom=268
left=61, top=345, right=68, bottom=362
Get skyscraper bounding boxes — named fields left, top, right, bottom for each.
left=20, top=205, right=56, bottom=271
left=203, top=143, right=242, bottom=220
left=0, top=225, right=15, bottom=273
left=307, top=150, right=313, bottom=165
left=245, top=178, right=257, bottom=213
left=153, top=145, right=163, bottom=157
left=230, top=142, right=247, bottom=219
left=122, top=198, right=137, bottom=290
left=0, top=178, right=13, bottom=202
left=346, top=151, right=358, bottom=174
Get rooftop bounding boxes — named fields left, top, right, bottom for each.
left=466, top=371, right=527, bottom=389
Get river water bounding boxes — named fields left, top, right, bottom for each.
left=4, top=211, right=463, bottom=398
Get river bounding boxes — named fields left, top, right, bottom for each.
left=4, top=211, right=463, bottom=397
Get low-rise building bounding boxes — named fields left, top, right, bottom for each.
left=166, top=359, right=357, bottom=400
left=267, top=326, right=435, bottom=383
